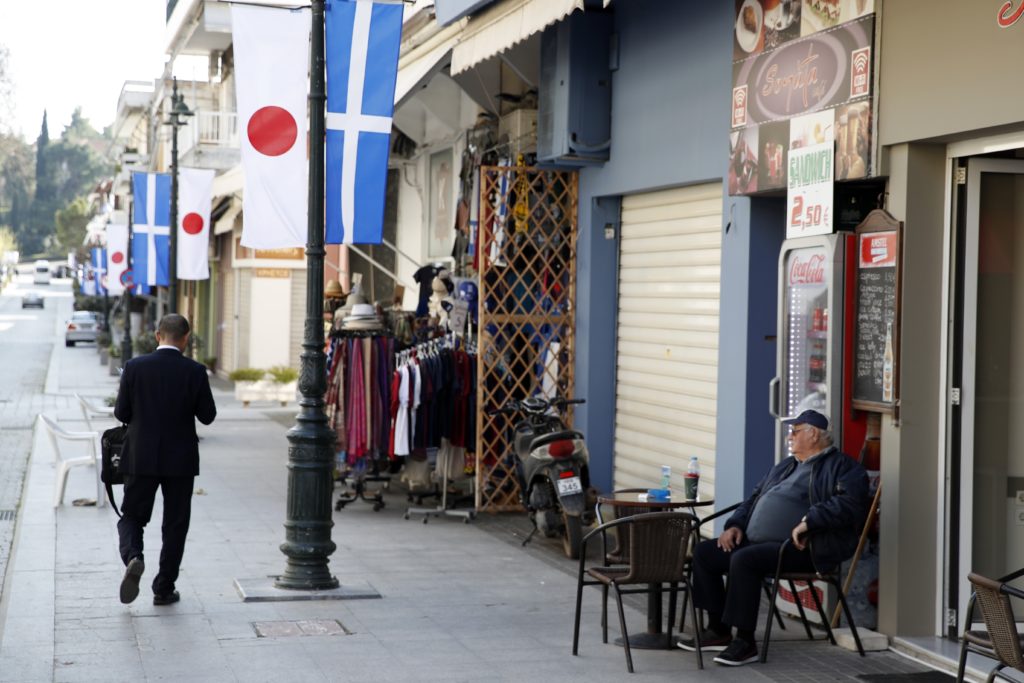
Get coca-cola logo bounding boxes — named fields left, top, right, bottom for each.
left=790, top=253, right=826, bottom=284
left=998, top=1, right=1024, bottom=27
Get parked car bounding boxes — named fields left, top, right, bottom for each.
left=65, top=311, right=100, bottom=347
left=21, top=292, right=43, bottom=309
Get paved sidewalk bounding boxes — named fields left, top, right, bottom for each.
left=0, top=295, right=955, bottom=682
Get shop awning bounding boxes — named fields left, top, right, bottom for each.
left=450, top=0, right=584, bottom=75
left=213, top=197, right=242, bottom=236
left=394, top=21, right=464, bottom=110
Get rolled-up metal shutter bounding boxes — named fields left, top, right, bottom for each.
left=613, top=183, right=722, bottom=502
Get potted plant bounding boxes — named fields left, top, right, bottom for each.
left=108, top=344, right=121, bottom=376
left=267, top=365, right=299, bottom=406
left=134, top=331, right=158, bottom=355
left=228, top=368, right=268, bottom=407
left=97, top=331, right=111, bottom=365
left=202, top=356, right=218, bottom=374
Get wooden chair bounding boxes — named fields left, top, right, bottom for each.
left=38, top=413, right=104, bottom=508
left=75, top=393, right=115, bottom=433
left=760, top=537, right=864, bottom=663
left=572, top=511, right=702, bottom=673
left=966, top=572, right=1024, bottom=682
left=957, top=567, right=1024, bottom=682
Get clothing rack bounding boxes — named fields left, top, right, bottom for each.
left=396, top=333, right=477, bottom=523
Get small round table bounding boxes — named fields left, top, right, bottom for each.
left=596, top=493, right=715, bottom=650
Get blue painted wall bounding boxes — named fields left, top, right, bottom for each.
left=574, top=0, right=780, bottom=507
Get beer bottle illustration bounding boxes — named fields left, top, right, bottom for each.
left=882, top=322, right=894, bottom=402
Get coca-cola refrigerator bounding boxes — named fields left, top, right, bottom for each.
left=768, top=232, right=868, bottom=624
left=770, top=233, right=864, bottom=461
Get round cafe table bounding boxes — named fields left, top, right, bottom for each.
left=596, top=492, right=715, bottom=650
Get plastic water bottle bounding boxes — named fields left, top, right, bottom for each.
left=685, top=456, right=700, bottom=500
left=660, top=465, right=671, bottom=490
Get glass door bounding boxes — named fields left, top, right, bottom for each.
left=956, top=158, right=1024, bottom=632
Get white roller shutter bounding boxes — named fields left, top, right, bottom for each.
left=613, top=183, right=722, bottom=503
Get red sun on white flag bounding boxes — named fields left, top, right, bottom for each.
left=182, top=213, right=204, bottom=235
left=248, top=106, right=298, bottom=157
left=112, top=252, right=124, bottom=264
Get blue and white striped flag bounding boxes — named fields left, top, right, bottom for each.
left=91, top=247, right=107, bottom=296
left=325, top=0, right=402, bottom=245
left=131, top=172, right=171, bottom=286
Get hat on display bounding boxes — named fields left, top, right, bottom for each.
left=325, top=280, right=344, bottom=299
left=782, top=409, right=830, bottom=431
left=350, top=303, right=375, bottom=317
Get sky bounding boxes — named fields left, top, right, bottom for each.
left=0, top=0, right=166, bottom=140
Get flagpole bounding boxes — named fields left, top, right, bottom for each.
left=276, top=0, right=338, bottom=591
left=166, top=77, right=193, bottom=315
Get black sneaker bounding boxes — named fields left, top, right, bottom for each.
left=677, top=632, right=732, bottom=652
left=713, top=638, right=759, bottom=666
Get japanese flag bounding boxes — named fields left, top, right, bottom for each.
left=177, top=168, right=214, bottom=280
left=232, top=4, right=310, bottom=249
left=106, top=222, right=129, bottom=296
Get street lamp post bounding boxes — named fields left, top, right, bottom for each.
left=164, top=77, right=193, bottom=315
left=276, top=0, right=338, bottom=591
left=120, top=203, right=134, bottom=365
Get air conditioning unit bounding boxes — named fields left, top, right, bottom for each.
left=537, top=12, right=612, bottom=166
left=499, top=109, right=537, bottom=158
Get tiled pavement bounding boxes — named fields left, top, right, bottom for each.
left=0, top=282, right=967, bottom=682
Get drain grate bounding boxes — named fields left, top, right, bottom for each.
left=252, top=619, right=351, bottom=638
left=0, top=510, right=15, bottom=521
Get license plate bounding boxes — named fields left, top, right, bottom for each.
left=556, top=476, right=583, bottom=496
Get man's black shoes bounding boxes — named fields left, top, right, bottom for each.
left=119, top=557, right=145, bottom=604
left=677, top=631, right=732, bottom=652
left=713, top=638, right=759, bottom=666
left=153, top=590, right=180, bottom=606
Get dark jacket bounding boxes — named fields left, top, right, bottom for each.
left=724, top=446, right=869, bottom=570
left=114, top=348, right=217, bottom=477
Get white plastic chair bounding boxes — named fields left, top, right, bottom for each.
left=75, top=393, right=115, bottom=433
left=37, top=414, right=104, bottom=508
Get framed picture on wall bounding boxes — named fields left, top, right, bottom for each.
left=428, top=148, right=454, bottom=259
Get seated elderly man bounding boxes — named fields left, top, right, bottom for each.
left=680, top=409, right=868, bottom=666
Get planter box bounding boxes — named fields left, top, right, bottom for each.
left=108, top=356, right=120, bottom=376
left=235, top=380, right=297, bottom=407
left=99, top=349, right=109, bottom=365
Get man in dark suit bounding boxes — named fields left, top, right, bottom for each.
left=115, top=314, right=216, bottom=605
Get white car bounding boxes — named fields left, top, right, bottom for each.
left=65, top=311, right=101, bottom=347
left=21, top=292, right=43, bottom=309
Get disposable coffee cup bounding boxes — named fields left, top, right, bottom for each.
left=684, top=475, right=699, bottom=501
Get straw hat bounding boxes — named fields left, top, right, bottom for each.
left=325, top=280, right=344, bottom=299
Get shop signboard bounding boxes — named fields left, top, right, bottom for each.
left=729, top=0, right=876, bottom=196
left=786, top=109, right=834, bottom=237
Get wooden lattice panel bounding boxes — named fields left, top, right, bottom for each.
left=476, top=164, right=579, bottom=512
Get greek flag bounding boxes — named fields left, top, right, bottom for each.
left=324, top=0, right=402, bottom=245
left=131, top=172, right=171, bottom=286
left=91, top=247, right=107, bottom=296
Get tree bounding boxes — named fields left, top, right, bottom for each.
left=0, top=44, right=13, bottom=133
left=54, top=197, right=91, bottom=255
left=0, top=132, right=33, bottom=243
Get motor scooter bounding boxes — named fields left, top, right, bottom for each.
left=488, top=396, right=596, bottom=559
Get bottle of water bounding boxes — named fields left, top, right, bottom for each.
left=685, top=456, right=701, bottom=500
left=660, top=465, right=671, bottom=490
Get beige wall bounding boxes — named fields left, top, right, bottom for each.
left=877, top=143, right=947, bottom=636
left=879, top=1, right=1024, bottom=146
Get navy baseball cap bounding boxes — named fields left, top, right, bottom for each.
left=782, top=410, right=829, bottom=431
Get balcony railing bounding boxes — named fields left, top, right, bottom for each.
left=177, top=111, right=239, bottom=157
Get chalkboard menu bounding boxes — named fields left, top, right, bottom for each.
left=852, top=210, right=902, bottom=412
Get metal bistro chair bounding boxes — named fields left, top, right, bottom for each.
left=966, top=571, right=1024, bottom=683
left=760, top=537, right=864, bottom=663
left=572, top=511, right=702, bottom=673
left=957, top=567, right=1024, bottom=682
left=38, top=414, right=104, bottom=508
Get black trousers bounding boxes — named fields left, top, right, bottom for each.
left=117, top=474, right=194, bottom=596
left=691, top=537, right=816, bottom=633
